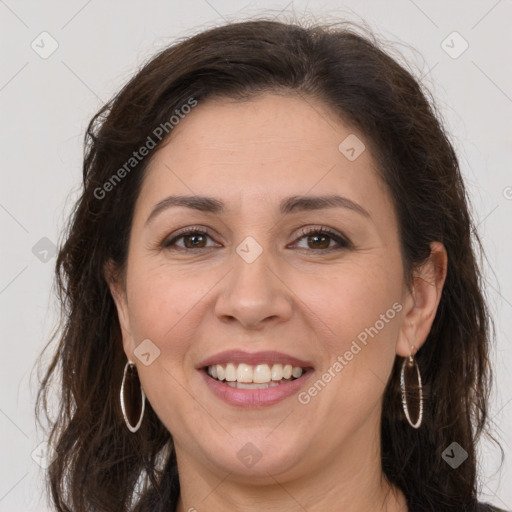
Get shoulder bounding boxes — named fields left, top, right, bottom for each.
left=476, top=503, right=510, bottom=512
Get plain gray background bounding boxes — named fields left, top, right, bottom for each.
left=1, top=0, right=511, bottom=510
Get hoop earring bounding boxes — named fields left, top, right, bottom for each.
left=400, top=350, right=423, bottom=429
left=120, top=360, right=146, bottom=433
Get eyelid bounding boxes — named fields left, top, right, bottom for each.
left=161, top=224, right=352, bottom=251
left=291, top=225, right=352, bottom=249
left=161, top=225, right=219, bottom=248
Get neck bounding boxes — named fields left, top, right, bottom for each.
left=173, top=407, right=408, bottom=512
left=175, top=470, right=406, bottom=512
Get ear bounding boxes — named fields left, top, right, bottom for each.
left=396, top=242, right=448, bottom=357
left=104, top=260, right=134, bottom=360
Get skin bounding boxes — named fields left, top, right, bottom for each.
left=107, top=93, right=447, bottom=512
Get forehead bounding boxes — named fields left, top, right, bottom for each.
left=135, top=93, right=391, bottom=219
left=162, top=93, right=358, bottom=164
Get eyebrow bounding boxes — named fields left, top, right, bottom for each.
left=145, top=194, right=371, bottom=226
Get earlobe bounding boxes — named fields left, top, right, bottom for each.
left=396, top=242, right=448, bottom=358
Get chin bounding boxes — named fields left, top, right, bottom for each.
left=199, top=434, right=306, bottom=480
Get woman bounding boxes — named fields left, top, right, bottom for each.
left=36, top=18, right=508, bottom=512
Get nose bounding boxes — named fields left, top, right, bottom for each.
left=214, top=245, right=293, bottom=330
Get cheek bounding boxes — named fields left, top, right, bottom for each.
left=304, top=256, right=402, bottom=345
left=125, top=259, right=214, bottom=345
left=123, top=262, right=215, bottom=432
left=297, top=256, right=403, bottom=402
left=123, top=257, right=232, bottom=412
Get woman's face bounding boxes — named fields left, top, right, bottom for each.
left=111, top=93, right=424, bottom=482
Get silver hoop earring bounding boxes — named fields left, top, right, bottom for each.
left=400, top=352, right=423, bottom=429
left=120, top=360, right=146, bottom=433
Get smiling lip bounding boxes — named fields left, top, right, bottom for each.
left=196, top=350, right=314, bottom=369
left=196, top=349, right=314, bottom=407
left=199, top=367, right=314, bottom=407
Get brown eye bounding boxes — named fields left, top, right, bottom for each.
left=292, top=227, right=351, bottom=252
left=182, top=233, right=207, bottom=249
left=162, top=226, right=351, bottom=253
left=306, top=233, right=331, bottom=249
left=162, top=229, right=218, bottom=250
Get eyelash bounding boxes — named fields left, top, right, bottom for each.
left=161, top=226, right=351, bottom=253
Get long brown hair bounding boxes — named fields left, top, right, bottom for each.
left=36, top=18, right=495, bottom=511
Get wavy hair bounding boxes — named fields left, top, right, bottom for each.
left=36, top=18, right=495, bottom=512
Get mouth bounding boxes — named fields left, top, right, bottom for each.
left=199, top=361, right=314, bottom=407
left=202, top=362, right=310, bottom=389
left=196, top=350, right=314, bottom=406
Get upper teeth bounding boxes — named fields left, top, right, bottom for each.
left=207, top=363, right=304, bottom=383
